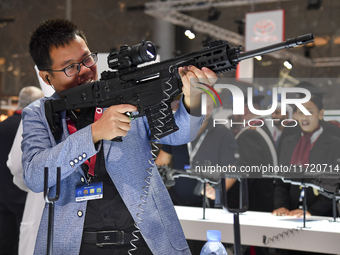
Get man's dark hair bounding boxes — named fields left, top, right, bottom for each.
left=29, top=19, right=88, bottom=70
left=295, top=81, right=326, bottom=100
left=310, top=94, right=324, bottom=111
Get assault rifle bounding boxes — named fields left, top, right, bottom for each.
left=45, top=34, right=314, bottom=141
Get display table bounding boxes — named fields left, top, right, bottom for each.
left=175, top=206, right=340, bottom=254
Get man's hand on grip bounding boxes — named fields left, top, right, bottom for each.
left=91, top=104, right=137, bottom=143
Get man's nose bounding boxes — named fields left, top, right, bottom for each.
left=301, top=114, right=308, bottom=120
left=78, top=63, right=90, bottom=75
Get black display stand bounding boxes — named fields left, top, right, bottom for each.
left=44, top=167, right=61, bottom=255
left=221, top=178, right=249, bottom=255
left=280, top=173, right=340, bottom=226
left=202, top=181, right=207, bottom=219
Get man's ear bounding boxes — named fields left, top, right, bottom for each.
left=319, top=109, right=324, bottom=120
left=39, top=71, right=51, bottom=85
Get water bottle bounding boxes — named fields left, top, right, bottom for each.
left=200, top=230, right=228, bottom=255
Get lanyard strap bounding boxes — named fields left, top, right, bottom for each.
left=187, top=129, right=209, bottom=167
left=66, top=107, right=103, bottom=177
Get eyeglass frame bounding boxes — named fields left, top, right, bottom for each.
left=39, top=52, right=98, bottom=77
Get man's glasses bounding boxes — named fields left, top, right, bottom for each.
left=40, top=52, right=98, bottom=77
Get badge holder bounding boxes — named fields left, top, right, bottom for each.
left=44, top=167, right=61, bottom=255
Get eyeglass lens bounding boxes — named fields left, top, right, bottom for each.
left=65, top=53, right=98, bottom=77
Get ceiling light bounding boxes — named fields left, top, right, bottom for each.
left=254, top=56, right=262, bottom=61
left=185, top=29, right=195, bottom=40
left=284, top=60, right=293, bottom=70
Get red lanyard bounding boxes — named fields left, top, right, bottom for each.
left=66, top=107, right=103, bottom=177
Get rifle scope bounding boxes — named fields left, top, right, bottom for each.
left=107, top=40, right=156, bottom=70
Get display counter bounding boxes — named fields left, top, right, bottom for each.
left=175, top=206, right=340, bottom=254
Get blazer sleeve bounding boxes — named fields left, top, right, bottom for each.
left=21, top=99, right=100, bottom=193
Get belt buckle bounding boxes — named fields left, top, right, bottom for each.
left=96, top=230, right=124, bottom=247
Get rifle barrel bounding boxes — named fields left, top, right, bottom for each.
left=236, top=33, right=314, bottom=62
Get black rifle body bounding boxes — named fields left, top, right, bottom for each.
left=45, top=34, right=314, bottom=140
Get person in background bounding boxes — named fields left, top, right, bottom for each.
left=6, top=64, right=54, bottom=255
left=277, top=81, right=340, bottom=157
left=155, top=94, right=238, bottom=255
left=227, top=94, right=276, bottom=255
left=229, top=95, right=276, bottom=213
left=22, top=19, right=216, bottom=255
left=273, top=95, right=340, bottom=218
left=265, top=103, right=293, bottom=149
left=7, top=121, right=46, bottom=255
left=0, top=86, right=44, bottom=255
left=156, top=95, right=238, bottom=207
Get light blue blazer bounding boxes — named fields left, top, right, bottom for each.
left=21, top=93, right=203, bottom=255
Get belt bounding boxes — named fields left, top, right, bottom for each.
left=82, top=230, right=135, bottom=247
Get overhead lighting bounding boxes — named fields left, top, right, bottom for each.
left=185, top=29, right=195, bottom=40
left=254, top=56, right=262, bottom=61
left=284, top=60, right=293, bottom=70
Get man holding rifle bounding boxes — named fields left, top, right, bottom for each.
left=22, top=19, right=217, bottom=254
